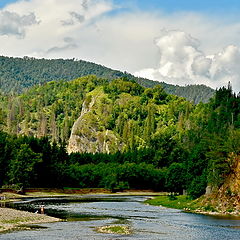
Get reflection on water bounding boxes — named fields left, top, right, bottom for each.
left=1, top=195, right=240, bottom=240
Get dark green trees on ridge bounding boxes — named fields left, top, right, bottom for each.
left=0, top=56, right=214, bottom=103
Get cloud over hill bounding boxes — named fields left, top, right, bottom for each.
left=135, top=30, right=240, bottom=92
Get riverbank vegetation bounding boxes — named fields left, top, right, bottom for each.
left=0, top=77, right=239, bottom=204
left=146, top=195, right=202, bottom=210
left=146, top=194, right=240, bottom=216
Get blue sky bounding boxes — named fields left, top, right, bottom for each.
left=132, top=0, right=240, bottom=11
left=1, top=0, right=240, bottom=12
left=1, top=0, right=240, bottom=91
left=0, top=0, right=17, bottom=8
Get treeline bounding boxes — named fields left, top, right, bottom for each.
left=0, top=133, right=169, bottom=192
left=0, top=56, right=214, bottom=103
left=0, top=129, right=207, bottom=195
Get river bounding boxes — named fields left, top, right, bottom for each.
left=1, top=195, right=240, bottom=239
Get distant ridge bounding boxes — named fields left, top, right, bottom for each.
left=0, top=56, right=214, bottom=103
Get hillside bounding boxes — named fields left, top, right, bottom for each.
left=0, top=77, right=239, bottom=201
left=0, top=76, right=190, bottom=147
left=0, top=56, right=214, bottom=103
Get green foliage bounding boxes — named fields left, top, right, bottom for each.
left=0, top=77, right=188, bottom=154
left=208, top=83, right=240, bottom=132
left=168, top=193, right=177, bottom=200
left=0, top=131, right=11, bottom=186
left=8, top=144, right=42, bottom=187
left=145, top=195, right=202, bottom=210
left=0, top=131, right=167, bottom=191
left=0, top=56, right=214, bottom=103
left=0, top=75, right=107, bottom=143
left=0, top=80, right=238, bottom=201
left=103, top=78, right=144, bottom=97
left=66, top=162, right=166, bottom=191
left=187, top=175, right=207, bottom=199
left=166, top=163, right=185, bottom=193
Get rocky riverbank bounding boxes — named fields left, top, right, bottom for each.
left=0, top=207, right=61, bottom=233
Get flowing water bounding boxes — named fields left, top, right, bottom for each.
left=1, top=195, right=240, bottom=240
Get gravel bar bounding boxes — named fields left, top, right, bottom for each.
left=0, top=207, right=61, bottom=233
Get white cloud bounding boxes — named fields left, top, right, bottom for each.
left=191, top=56, right=211, bottom=77
left=0, top=10, right=38, bottom=37
left=0, top=0, right=240, bottom=92
left=135, top=30, right=240, bottom=92
left=0, top=0, right=113, bottom=56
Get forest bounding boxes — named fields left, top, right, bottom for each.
left=0, top=56, right=214, bottom=103
left=0, top=76, right=239, bottom=199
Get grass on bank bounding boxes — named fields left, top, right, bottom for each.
left=145, top=195, right=211, bottom=212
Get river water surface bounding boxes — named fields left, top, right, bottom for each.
left=1, top=195, right=240, bottom=240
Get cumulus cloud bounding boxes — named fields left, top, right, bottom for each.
left=191, top=56, right=211, bottom=77
left=0, top=10, right=38, bottom=37
left=135, top=30, right=240, bottom=92
left=0, top=0, right=113, bottom=57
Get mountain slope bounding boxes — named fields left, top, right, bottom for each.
left=0, top=76, right=239, bottom=200
left=0, top=56, right=214, bottom=103
left=0, top=76, right=192, bottom=150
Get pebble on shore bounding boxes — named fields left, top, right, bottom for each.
left=0, top=207, right=61, bottom=233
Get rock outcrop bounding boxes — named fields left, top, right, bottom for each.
left=67, top=89, right=122, bottom=154
left=203, top=153, right=240, bottom=214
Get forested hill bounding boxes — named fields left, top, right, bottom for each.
left=0, top=56, right=214, bottom=103
left=0, top=76, right=239, bottom=204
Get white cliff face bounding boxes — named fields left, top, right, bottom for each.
left=67, top=95, right=95, bottom=154
left=67, top=93, right=122, bottom=154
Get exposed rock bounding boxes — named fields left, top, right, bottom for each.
left=202, top=153, right=240, bottom=214
left=205, top=186, right=213, bottom=195
left=67, top=89, right=123, bottom=154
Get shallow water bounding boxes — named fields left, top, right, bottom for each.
left=1, top=195, right=240, bottom=239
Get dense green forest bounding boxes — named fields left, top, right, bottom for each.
left=0, top=56, right=214, bottom=103
left=0, top=77, right=239, bottom=199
